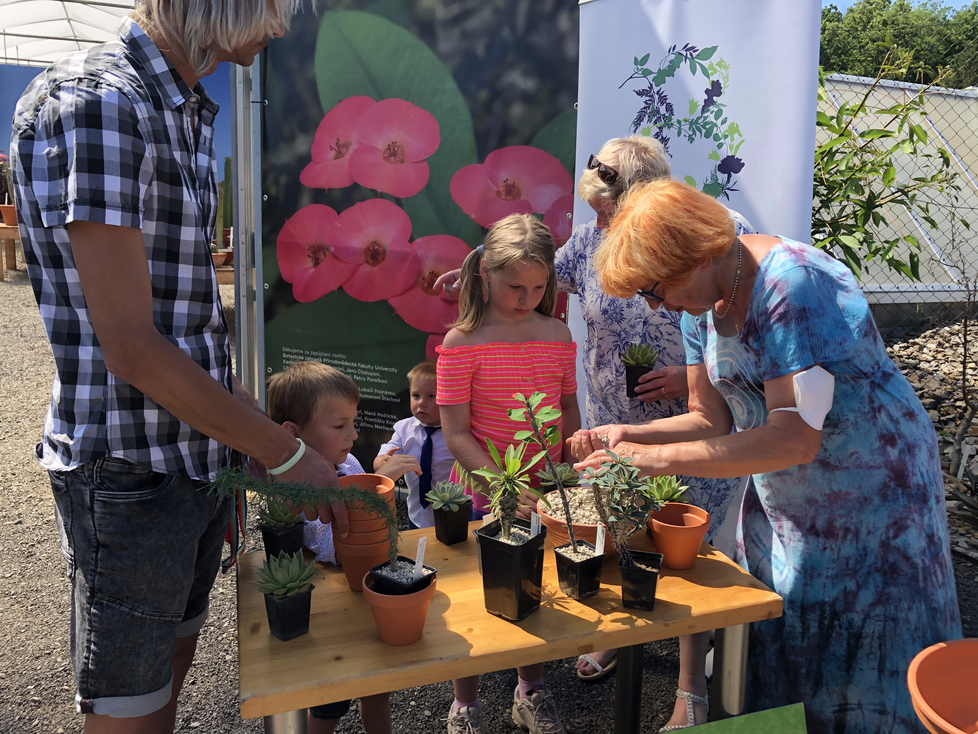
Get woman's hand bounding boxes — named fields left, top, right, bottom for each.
left=635, top=365, right=690, bottom=401
left=432, top=268, right=462, bottom=301
left=573, top=442, right=660, bottom=474
left=566, top=425, right=631, bottom=460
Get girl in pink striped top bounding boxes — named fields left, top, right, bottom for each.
left=436, top=214, right=580, bottom=734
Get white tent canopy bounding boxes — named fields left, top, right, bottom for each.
left=0, top=0, right=135, bottom=66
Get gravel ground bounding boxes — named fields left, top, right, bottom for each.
left=1, top=264, right=975, bottom=733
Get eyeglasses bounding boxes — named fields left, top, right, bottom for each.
left=636, top=283, right=664, bottom=303
left=587, top=154, right=620, bottom=185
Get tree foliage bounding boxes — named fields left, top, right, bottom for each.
left=821, top=0, right=978, bottom=89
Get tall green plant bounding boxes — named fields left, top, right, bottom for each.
left=472, top=440, right=547, bottom=542
left=812, top=42, right=961, bottom=280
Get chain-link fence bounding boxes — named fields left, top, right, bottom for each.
left=819, top=74, right=978, bottom=338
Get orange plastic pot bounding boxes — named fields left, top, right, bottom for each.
left=342, top=527, right=390, bottom=545
left=340, top=474, right=395, bottom=522
left=648, top=503, right=710, bottom=570
left=908, top=639, right=978, bottom=734
left=333, top=539, right=390, bottom=592
left=362, top=573, right=437, bottom=645
left=537, top=494, right=615, bottom=554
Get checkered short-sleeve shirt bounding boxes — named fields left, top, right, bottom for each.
left=10, top=18, right=231, bottom=479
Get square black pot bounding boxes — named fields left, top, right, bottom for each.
left=260, top=523, right=304, bottom=561
left=263, top=584, right=314, bottom=641
left=625, top=364, right=655, bottom=398
left=618, top=550, right=662, bottom=611
left=433, top=506, right=470, bottom=546
left=368, top=556, right=437, bottom=596
left=553, top=541, right=604, bottom=600
left=475, top=518, right=547, bottom=621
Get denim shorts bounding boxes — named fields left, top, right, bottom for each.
left=50, top=456, right=232, bottom=718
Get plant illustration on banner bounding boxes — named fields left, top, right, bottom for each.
left=275, top=12, right=574, bottom=355
left=621, top=43, right=747, bottom=200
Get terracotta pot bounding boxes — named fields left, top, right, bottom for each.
left=362, top=573, right=437, bottom=645
left=908, top=638, right=978, bottom=734
left=0, top=204, right=16, bottom=226
left=211, top=251, right=227, bottom=268
left=342, top=526, right=390, bottom=545
left=333, top=539, right=391, bottom=592
left=537, top=493, right=614, bottom=554
left=647, top=503, right=710, bottom=570
left=348, top=517, right=389, bottom=533
left=340, top=474, right=396, bottom=522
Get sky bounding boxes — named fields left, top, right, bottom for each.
left=1, top=62, right=234, bottom=178
left=823, top=0, right=974, bottom=9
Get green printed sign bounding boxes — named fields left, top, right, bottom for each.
left=697, top=704, right=807, bottom=733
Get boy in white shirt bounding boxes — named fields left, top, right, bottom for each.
left=375, top=359, right=453, bottom=529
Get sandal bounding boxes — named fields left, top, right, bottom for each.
left=658, top=688, right=709, bottom=731
left=575, top=652, right=617, bottom=681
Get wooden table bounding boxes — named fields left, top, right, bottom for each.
left=237, top=525, right=782, bottom=733
left=0, top=224, right=21, bottom=281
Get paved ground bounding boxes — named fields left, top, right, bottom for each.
left=1, top=266, right=975, bottom=733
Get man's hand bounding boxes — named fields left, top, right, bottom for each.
left=635, top=365, right=689, bottom=402
left=274, top=447, right=349, bottom=538
left=432, top=269, right=462, bottom=301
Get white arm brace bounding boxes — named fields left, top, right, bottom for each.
left=768, top=366, right=835, bottom=430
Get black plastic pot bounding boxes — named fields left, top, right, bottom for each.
left=475, top=518, right=547, bottom=621
left=369, top=556, right=437, bottom=596
left=625, top=365, right=655, bottom=398
left=553, top=541, right=604, bottom=601
left=260, top=523, right=304, bottom=561
left=618, top=550, right=662, bottom=611
left=263, top=584, right=314, bottom=641
left=433, top=506, right=470, bottom=546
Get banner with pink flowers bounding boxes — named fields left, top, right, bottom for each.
left=261, top=3, right=579, bottom=465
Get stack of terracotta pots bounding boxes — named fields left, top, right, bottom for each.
left=333, top=474, right=396, bottom=591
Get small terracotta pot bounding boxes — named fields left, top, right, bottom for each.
left=537, top=494, right=614, bottom=554
left=211, top=251, right=227, bottom=268
left=908, top=638, right=978, bottom=734
left=333, top=539, right=391, bottom=591
left=647, top=503, right=710, bottom=570
left=362, top=573, right=437, bottom=645
left=340, top=474, right=396, bottom=521
left=342, top=526, right=390, bottom=545
left=0, top=204, right=16, bottom=226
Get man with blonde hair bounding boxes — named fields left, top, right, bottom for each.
left=10, top=2, right=344, bottom=732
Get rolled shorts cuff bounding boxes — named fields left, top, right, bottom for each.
left=176, top=603, right=209, bottom=638
left=76, top=672, right=173, bottom=718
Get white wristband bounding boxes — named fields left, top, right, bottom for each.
left=267, top=438, right=306, bottom=476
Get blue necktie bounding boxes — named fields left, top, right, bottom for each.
left=419, top=426, right=439, bottom=508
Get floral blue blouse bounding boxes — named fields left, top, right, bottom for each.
left=555, top=210, right=755, bottom=538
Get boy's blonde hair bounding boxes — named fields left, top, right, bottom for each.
left=407, top=359, right=437, bottom=384
left=266, top=361, right=359, bottom=427
left=452, top=214, right=557, bottom=333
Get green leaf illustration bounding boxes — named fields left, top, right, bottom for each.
left=689, top=98, right=700, bottom=115
left=639, top=53, right=650, bottom=65
left=695, top=45, right=718, bottom=60
left=529, top=108, right=577, bottom=176
left=708, top=150, right=721, bottom=161
left=684, top=175, right=697, bottom=187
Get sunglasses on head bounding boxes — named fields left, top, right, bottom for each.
left=587, top=154, right=620, bottom=185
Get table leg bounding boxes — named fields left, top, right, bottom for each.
left=0, top=239, right=5, bottom=281
left=264, top=709, right=307, bottom=733
left=614, top=643, right=644, bottom=734
left=710, top=623, right=749, bottom=721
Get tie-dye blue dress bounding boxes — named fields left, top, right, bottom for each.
left=681, top=239, right=961, bottom=734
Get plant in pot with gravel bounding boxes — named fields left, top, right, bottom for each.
left=472, top=438, right=549, bottom=621
left=426, top=480, right=472, bottom=546
left=582, top=450, right=664, bottom=611
left=363, top=537, right=439, bottom=645
left=257, top=496, right=306, bottom=561
left=255, top=550, right=318, bottom=640
left=646, top=475, right=710, bottom=571
left=622, top=343, right=659, bottom=399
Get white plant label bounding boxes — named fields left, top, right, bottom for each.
left=595, top=524, right=606, bottom=555
left=530, top=512, right=541, bottom=538
left=413, top=537, right=427, bottom=581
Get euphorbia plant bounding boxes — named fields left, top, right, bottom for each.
left=472, top=440, right=547, bottom=542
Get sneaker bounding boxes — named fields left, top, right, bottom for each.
left=511, top=687, right=566, bottom=734
left=446, top=704, right=483, bottom=734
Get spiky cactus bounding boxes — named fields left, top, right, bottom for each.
left=257, top=497, right=305, bottom=530
left=255, top=551, right=317, bottom=598
left=621, top=343, right=659, bottom=367
left=425, top=481, right=473, bottom=512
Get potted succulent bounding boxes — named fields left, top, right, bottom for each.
left=582, top=450, right=666, bottom=611
left=622, top=343, right=659, bottom=398
left=536, top=463, right=614, bottom=554
left=426, top=481, right=473, bottom=545
left=257, top=496, right=305, bottom=561
left=646, top=476, right=710, bottom=571
left=255, top=550, right=317, bottom=641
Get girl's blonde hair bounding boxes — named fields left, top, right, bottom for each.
left=453, top=214, right=558, bottom=333
left=596, top=179, right=736, bottom=298
left=577, top=135, right=671, bottom=208
left=132, top=0, right=300, bottom=77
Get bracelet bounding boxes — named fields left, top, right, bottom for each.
left=267, top=438, right=306, bottom=476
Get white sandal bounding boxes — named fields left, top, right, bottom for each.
left=575, top=652, right=617, bottom=681
left=658, top=688, right=709, bottom=731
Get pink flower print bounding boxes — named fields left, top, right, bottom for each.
left=300, top=96, right=376, bottom=191
left=276, top=205, right=358, bottom=303
left=449, top=146, right=573, bottom=228
left=348, top=99, right=440, bottom=198
left=330, top=198, right=420, bottom=302
left=426, top=333, right=445, bottom=359
left=543, top=194, right=575, bottom=248
left=389, top=235, right=471, bottom=334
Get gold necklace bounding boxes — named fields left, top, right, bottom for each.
left=713, top=239, right=742, bottom=320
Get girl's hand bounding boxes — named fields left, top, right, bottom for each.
left=566, top=425, right=631, bottom=460
left=432, top=269, right=462, bottom=301
left=516, top=487, right=542, bottom=520
left=635, top=365, right=690, bottom=402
